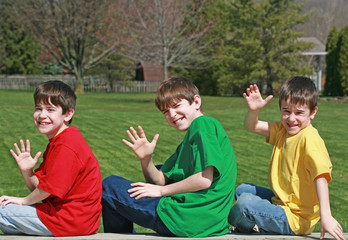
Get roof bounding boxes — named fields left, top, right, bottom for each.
left=298, top=37, right=327, bottom=56
left=141, top=62, right=163, bottom=81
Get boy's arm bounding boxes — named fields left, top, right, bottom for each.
left=243, top=84, right=273, bottom=137
left=314, top=175, right=346, bottom=240
left=10, top=139, right=41, bottom=191
left=128, top=166, right=214, bottom=200
left=0, top=187, right=50, bottom=208
left=122, top=126, right=167, bottom=186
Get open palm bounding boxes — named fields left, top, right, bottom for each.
left=10, top=139, right=41, bottom=172
left=243, top=84, right=273, bottom=111
left=122, top=126, right=159, bottom=162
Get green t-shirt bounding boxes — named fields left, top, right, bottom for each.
left=157, top=116, right=237, bottom=237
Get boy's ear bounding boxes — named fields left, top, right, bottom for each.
left=310, top=106, right=318, bottom=120
left=193, top=95, right=201, bottom=110
left=64, top=108, right=75, bottom=123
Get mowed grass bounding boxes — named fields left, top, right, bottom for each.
left=0, top=89, right=347, bottom=233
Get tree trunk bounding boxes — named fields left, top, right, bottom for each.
left=74, top=71, right=85, bottom=94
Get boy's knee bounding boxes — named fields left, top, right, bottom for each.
left=235, top=183, right=254, bottom=199
left=103, top=175, right=120, bottom=186
left=102, top=175, right=134, bottom=201
left=229, top=193, right=256, bottom=229
left=234, top=193, right=255, bottom=210
left=102, top=175, right=125, bottom=196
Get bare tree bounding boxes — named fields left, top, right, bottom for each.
left=108, top=0, right=215, bottom=80
left=14, top=0, right=119, bottom=93
left=297, top=0, right=348, bottom=43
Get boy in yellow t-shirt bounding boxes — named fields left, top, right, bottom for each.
left=229, top=76, right=345, bottom=240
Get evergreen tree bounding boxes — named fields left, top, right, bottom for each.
left=0, top=1, right=42, bottom=74
left=216, top=0, right=312, bottom=95
left=324, top=26, right=343, bottom=96
left=178, top=0, right=229, bottom=95
left=338, top=25, right=348, bottom=96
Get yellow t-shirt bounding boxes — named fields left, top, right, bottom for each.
left=267, top=123, right=332, bottom=235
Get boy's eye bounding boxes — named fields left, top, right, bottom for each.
left=173, top=103, right=180, bottom=108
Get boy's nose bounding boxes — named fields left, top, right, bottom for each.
left=288, top=113, right=296, bottom=121
left=39, top=110, right=48, bottom=118
left=168, top=108, right=176, bottom=118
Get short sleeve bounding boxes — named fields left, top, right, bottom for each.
left=190, top=130, right=224, bottom=177
left=303, top=135, right=332, bottom=183
left=161, top=146, right=180, bottom=179
left=36, top=145, right=82, bottom=198
left=267, top=122, right=283, bottom=145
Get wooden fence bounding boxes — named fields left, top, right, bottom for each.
left=0, top=75, right=162, bottom=93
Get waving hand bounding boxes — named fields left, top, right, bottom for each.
left=122, top=126, right=159, bottom=162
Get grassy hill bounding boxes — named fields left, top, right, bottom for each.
left=0, top=89, right=347, bottom=233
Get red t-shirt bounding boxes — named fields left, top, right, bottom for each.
left=35, top=126, right=102, bottom=236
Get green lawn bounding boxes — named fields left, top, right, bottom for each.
left=0, top=89, right=347, bottom=233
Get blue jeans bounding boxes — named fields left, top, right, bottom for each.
left=0, top=203, right=53, bottom=236
left=102, top=175, right=175, bottom=236
left=228, top=183, right=295, bottom=235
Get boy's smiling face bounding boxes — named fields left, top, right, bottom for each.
left=280, top=99, right=317, bottom=136
left=33, top=99, right=74, bottom=139
left=162, top=95, right=203, bottom=131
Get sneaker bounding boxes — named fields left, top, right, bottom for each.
left=252, top=224, right=260, bottom=233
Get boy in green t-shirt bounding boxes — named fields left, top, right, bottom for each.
left=102, top=76, right=237, bottom=237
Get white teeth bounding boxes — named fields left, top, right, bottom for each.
left=174, top=117, right=184, bottom=123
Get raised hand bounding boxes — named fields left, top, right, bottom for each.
left=10, top=139, right=41, bottom=173
left=243, top=84, right=273, bottom=112
left=122, top=126, right=159, bottom=162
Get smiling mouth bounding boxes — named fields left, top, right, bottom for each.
left=287, top=124, right=298, bottom=128
left=39, top=122, right=51, bottom=125
left=173, top=117, right=184, bottom=123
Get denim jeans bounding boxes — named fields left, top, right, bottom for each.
left=0, top=203, right=53, bottom=236
left=228, top=183, right=295, bottom=235
left=102, top=175, right=175, bottom=236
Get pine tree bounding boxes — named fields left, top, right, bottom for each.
left=216, top=0, right=313, bottom=95
left=324, top=26, right=343, bottom=96
left=338, top=25, right=348, bottom=96
left=0, top=1, right=42, bottom=74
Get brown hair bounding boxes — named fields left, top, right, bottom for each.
left=34, top=80, right=76, bottom=124
left=155, top=76, right=201, bottom=112
left=279, top=76, right=318, bottom=112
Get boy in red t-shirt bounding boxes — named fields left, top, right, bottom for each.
left=0, top=80, right=102, bottom=236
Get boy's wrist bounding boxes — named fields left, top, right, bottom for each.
left=21, top=169, right=34, bottom=177
left=248, top=109, right=261, bottom=114
left=140, top=155, right=152, bottom=162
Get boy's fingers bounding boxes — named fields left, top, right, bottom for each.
left=9, top=149, right=17, bottom=159
left=252, top=84, right=259, bottom=93
left=126, top=130, right=136, bottom=142
left=137, top=126, right=146, bottom=138
left=151, top=134, right=159, bottom=144
left=34, top=152, right=41, bottom=161
left=265, top=95, right=273, bottom=103
left=26, top=139, right=31, bottom=152
left=320, top=229, right=325, bottom=239
left=129, top=127, right=139, bottom=140
left=20, top=139, right=25, bottom=152
left=122, top=139, right=133, bottom=148
left=13, top=143, right=20, bottom=155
